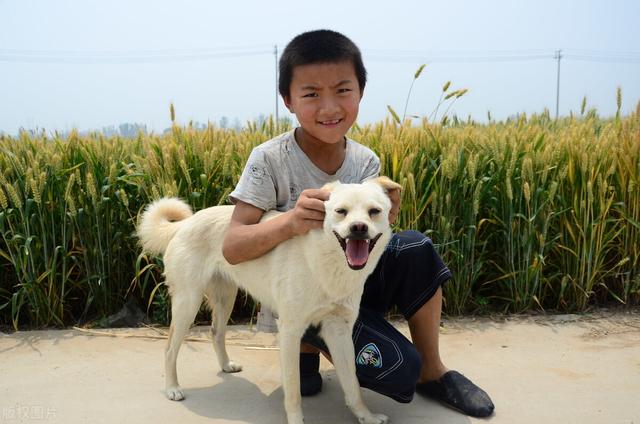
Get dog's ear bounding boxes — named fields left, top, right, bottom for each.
left=322, top=180, right=341, bottom=192
left=369, top=176, right=402, bottom=193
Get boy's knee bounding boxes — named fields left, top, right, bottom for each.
left=375, top=343, right=422, bottom=395
left=391, top=230, right=436, bottom=260
left=400, top=229, right=426, bottom=241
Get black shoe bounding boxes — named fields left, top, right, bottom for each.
left=416, top=370, right=494, bottom=418
left=300, top=352, right=322, bottom=396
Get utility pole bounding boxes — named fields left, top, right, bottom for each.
left=274, top=45, right=279, bottom=128
left=554, top=49, right=562, bottom=120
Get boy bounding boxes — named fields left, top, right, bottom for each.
left=222, top=29, right=494, bottom=418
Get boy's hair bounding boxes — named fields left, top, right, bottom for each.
left=279, top=29, right=367, bottom=98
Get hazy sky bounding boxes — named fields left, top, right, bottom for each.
left=1, top=0, right=639, bottom=134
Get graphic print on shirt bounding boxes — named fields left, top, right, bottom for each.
left=289, top=183, right=301, bottom=202
left=357, top=343, right=383, bottom=368
left=249, top=163, right=267, bottom=186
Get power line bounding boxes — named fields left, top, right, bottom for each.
left=365, top=53, right=552, bottom=63
left=563, top=54, right=640, bottom=63
left=0, top=51, right=272, bottom=64
left=363, top=48, right=640, bottom=64
left=0, top=46, right=273, bottom=64
left=0, top=44, right=272, bottom=55
left=1, top=46, right=638, bottom=64
left=363, top=47, right=553, bottom=55
left=562, top=47, right=640, bottom=56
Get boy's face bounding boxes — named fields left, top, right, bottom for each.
left=284, top=61, right=362, bottom=146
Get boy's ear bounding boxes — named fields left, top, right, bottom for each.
left=322, top=180, right=341, bottom=192
left=369, top=176, right=402, bottom=193
left=283, top=95, right=293, bottom=112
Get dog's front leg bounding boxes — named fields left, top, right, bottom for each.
left=322, top=317, right=389, bottom=424
left=278, top=321, right=306, bottom=424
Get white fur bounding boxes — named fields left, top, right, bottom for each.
left=137, top=177, right=400, bottom=424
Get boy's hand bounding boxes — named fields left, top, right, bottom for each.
left=287, top=189, right=330, bottom=236
left=387, top=187, right=401, bottom=225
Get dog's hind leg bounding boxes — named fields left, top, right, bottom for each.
left=205, top=278, right=242, bottom=373
left=165, top=289, right=202, bottom=401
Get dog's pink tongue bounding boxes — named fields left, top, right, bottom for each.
left=346, top=239, right=369, bottom=267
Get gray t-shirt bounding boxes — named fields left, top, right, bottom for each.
left=230, top=129, right=380, bottom=212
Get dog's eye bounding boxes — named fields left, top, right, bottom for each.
left=335, top=208, right=347, bottom=215
left=369, top=208, right=381, bottom=217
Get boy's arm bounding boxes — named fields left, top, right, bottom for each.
left=222, top=189, right=329, bottom=265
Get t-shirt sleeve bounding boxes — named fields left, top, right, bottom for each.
left=229, top=148, right=277, bottom=211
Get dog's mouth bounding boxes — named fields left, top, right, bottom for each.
left=333, top=231, right=383, bottom=270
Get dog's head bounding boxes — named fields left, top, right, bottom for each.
left=322, top=177, right=401, bottom=270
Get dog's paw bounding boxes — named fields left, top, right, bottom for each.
left=222, top=361, right=243, bottom=373
left=285, top=410, right=305, bottom=424
left=359, top=413, right=389, bottom=424
left=166, top=386, right=185, bottom=401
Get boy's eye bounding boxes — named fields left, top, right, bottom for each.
left=369, top=208, right=381, bottom=217
left=338, top=88, right=352, bottom=94
left=303, top=92, right=318, bottom=98
left=335, top=208, right=347, bottom=215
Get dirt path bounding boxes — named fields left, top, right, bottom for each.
left=1, top=311, right=639, bottom=424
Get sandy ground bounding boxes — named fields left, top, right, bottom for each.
left=1, top=311, right=639, bottom=424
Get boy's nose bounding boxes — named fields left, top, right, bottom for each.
left=318, top=96, right=341, bottom=114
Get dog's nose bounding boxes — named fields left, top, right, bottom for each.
left=349, top=222, right=368, bottom=236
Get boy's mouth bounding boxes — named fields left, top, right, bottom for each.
left=318, top=118, right=342, bottom=126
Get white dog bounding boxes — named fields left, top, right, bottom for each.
left=136, top=177, right=401, bottom=424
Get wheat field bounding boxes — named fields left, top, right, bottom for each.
left=1, top=105, right=639, bottom=329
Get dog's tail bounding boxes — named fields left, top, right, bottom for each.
left=137, top=197, right=193, bottom=255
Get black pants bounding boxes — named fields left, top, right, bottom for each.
left=303, top=230, right=452, bottom=403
